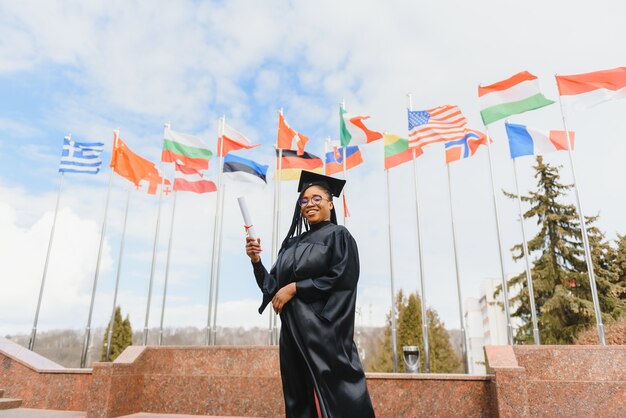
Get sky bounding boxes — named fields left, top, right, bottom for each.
left=0, top=0, right=624, bottom=342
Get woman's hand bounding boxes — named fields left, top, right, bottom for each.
left=272, top=283, right=296, bottom=314
left=246, top=236, right=262, bottom=263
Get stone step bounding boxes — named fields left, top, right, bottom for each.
left=0, top=398, right=23, bottom=410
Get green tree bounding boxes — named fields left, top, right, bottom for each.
left=501, top=156, right=626, bottom=344
left=100, top=306, right=133, bottom=362
left=611, top=234, right=626, bottom=297
left=367, top=290, right=462, bottom=373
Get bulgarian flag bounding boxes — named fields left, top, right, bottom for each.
left=556, top=67, right=626, bottom=111
left=479, top=71, right=554, bottom=125
left=162, top=127, right=212, bottom=171
left=173, top=163, right=217, bottom=194
left=383, top=133, right=420, bottom=170
left=340, top=107, right=383, bottom=147
left=217, top=123, right=259, bottom=157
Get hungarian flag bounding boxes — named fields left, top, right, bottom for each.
left=324, top=142, right=363, bottom=175
left=161, top=127, right=212, bottom=170
left=556, top=67, right=626, bottom=111
left=110, top=133, right=155, bottom=186
left=444, top=129, right=489, bottom=164
left=275, top=149, right=323, bottom=181
left=173, top=163, right=217, bottom=194
left=383, top=133, right=419, bottom=170
left=340, top=107, right=383, bottom=147
left=277, top=112, right=309, bottom=155
left=217, top=123, right=259, bottom=157
left=479, top=71, right=554, bottom=125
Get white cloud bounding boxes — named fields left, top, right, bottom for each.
left=0, top=0, right=625, bottom=335
left=0, top=200, right=113, bottom=335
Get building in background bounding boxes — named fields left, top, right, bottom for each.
left=464, top=278, right=520, bottom=374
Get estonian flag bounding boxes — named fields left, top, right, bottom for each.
left=223, top=154, right=268, bottom=187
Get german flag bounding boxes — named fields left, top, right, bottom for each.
left=275, top=149, right=323, bottom=181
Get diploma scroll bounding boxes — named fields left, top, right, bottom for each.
left=237, top=196, right=257, bottom=238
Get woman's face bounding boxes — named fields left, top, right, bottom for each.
left=300, top=185, right=333, bottom=224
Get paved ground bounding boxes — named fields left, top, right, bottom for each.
left=0, top=410, right=248, bottom=418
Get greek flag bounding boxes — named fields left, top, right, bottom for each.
left=58, top=136, right=105, bottom=174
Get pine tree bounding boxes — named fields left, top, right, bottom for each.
left=611, top=234, right=626, bottom=299
left=367, top=290, right=461, bottom=373
left=100, top=306, right=133, bottom=362
left=502, top=156, right=626, bottom=344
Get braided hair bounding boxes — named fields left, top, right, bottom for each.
left=279, top=181, right=337, bottom=252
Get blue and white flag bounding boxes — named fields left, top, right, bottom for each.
left=59, top=136, right=104, bottom=174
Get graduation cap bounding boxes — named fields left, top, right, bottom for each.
left=297, top=171, right=346, bottom=198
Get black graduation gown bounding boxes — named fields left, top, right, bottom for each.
left=252, top=221, right=375, bottom=418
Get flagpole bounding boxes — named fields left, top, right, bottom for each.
left=269, top=147, right=279, bottom=346
left=512, top=158, right=541, bottom=345
left=143, top=122, right=170, bottom=345
left=105, top=187, right=132, bottom=361
left=29, top=168, right=65, bottom=351
left=483, top=124, right=514, bottom=345
left=446, top=164, right=469, bottom=373
left=272, top=110, right=285, bottom=346
left=207, top=115, right=225, bottom=345
left=385, top=169, right=399, bottom=373
left=340, top=100, right=348, bottom=226
left=80, top=130, right=117, bottom=368
left=407, top=94, right=430, bottom=373
left=556, top=92, right=606, bottom=345
left=273, top=151, right=284, bottom=345
left=212, top=183, right=227, bottom=345
left=158, top=190, right=178, bottom=346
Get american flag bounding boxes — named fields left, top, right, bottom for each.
left=407, top=105, right=468, bottom=151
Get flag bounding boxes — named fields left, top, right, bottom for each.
left=384, top=133, right=420, bottom=170
left=505, top=123, right=575, bottom=159
left=556, top=67, right=626, bottom=111
left=276, top=149, right=323, bottom=180
left=277, top=113, right=309, bottom=155
left=223, top=154, right=268, bottom=186
left=141, top=168, right=171, bottom=195
left=478, top=71, right=554, bottom=125
left=444, top=129, right=489, bottom=164
left=58, top=136, right=104, bottom=174
left=217, top=123, right=259, bottom=157
left=340, top=107, right=383, bottom=146
left=161, top=127, right=212, bottom=170
left=110, top=134, right=156, bottom=186
left=324, top=142, right=364, bottom=175
left=408, top=105, right=467, bottom=151
left=173, top=163, right=217, bottom=194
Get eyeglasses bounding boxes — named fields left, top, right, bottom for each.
left=298, top=195, right=330, bottom=207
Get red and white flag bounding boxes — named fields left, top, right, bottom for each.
left=277, top=112, right=309, bottom=155
left=217, top=123, right=259, bottom=157
left=173, top=163, right=217, bottom=194
left=556, top=67, right=626, bottom=111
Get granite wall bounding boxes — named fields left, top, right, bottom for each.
left=2, top=336, right=625, bottom=417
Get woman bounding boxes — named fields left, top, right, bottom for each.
left=245, top=170, right=375, bottom=418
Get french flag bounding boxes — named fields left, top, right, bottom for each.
left=505, top=123, right=575, bottom=159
